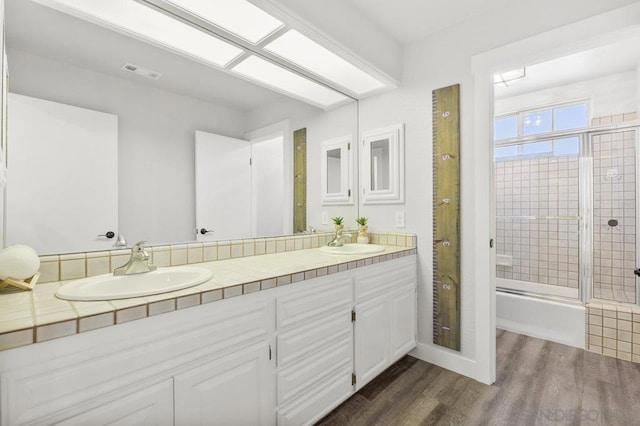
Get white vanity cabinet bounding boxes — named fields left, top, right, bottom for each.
left=354, top=256, right=417, bottom=391
left=0, top=254, right=417, bottom=426
left=0, top=292, right=276, bottom=426
left=275, top=276, right=354, bottom=426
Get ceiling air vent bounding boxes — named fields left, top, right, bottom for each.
left=121, top=63, right=162, bottom=80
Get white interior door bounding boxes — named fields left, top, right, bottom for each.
left=195, top=131, right=251, bottom=241
left=6, top=93, right=118, bottom=254
left=250, top=135, right=284, bottom=237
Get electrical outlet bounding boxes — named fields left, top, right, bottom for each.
left=321, top=211, right=329, bottom=225
left=395, top=211, right=405, bottom=228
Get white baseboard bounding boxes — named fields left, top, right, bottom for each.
left=410, top=343, right=477, bottom=380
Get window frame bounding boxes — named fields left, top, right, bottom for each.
left=494, top=100, right=590, bottom=143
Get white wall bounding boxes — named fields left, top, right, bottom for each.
left=7, top=49, right=245, bottom=245
left=495, top=70, right=638, bottom=117
left=358, top=0, right=640, bottom=383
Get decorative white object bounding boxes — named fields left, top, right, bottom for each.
left=0, top=245, right=41, bottom=291
left=361, top=123, right=405, bottom=204
left=0, top=244, right=40, bottom=280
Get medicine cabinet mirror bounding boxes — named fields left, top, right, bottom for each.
left=320, top=135, right=353, bottom=205
left=361, top=123, right=404, bottom=204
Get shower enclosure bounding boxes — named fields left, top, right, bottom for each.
left=494, top=103, right=639, bottom=306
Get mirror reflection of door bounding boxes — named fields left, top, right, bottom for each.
left=326, top=148, right=342, bottom=193
left=7, top=93, right=118, bottom=254
left=370, top=139, right=390, bottom=191
left=195, top=131, right=285, bottom=242
left=195, top=131, right=252, bottom=242
left=250, top=135, right=284, bottom=237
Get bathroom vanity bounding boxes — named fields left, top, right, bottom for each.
left=0, top=247, right=416, bottom=425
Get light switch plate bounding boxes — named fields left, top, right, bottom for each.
left=321, top=211, right=329, bottom=225
left=395, top=211, right=405, bottom=228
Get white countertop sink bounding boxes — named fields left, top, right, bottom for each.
left=319, top=244, right=386, bottom=255
left=56, top=266, right=213, bottom=301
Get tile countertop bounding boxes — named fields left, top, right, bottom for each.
left=0, top=245, right=416, bottom=351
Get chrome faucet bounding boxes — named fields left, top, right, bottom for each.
left=113, top=241, right=157, bottom=275
left=327, top=229, right=353, bottom=247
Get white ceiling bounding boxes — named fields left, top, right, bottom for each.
left=494, top=35, right=640, bottom=99
left=5, top=0, right=301, bottom=112
left=346, top=0, right=512, bottom=45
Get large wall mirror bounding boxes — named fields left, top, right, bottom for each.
left=3, top=0, right=359, bottom=254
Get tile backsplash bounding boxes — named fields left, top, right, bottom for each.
left=35, top=232, right=417, bottom=284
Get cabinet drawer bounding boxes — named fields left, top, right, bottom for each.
left=277, top=310, right=352, bottom=366
left=355, top=256, right=416, bottom=302
left=277, top=334, right=351, bottom=404
left=277, top=277, right=353, bottom=330
left=277, top=364, right=353, bottom=426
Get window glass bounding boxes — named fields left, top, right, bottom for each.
left=553, top=136, right=580, bottom=155
left=494, top=145, right=518, bottom=160
left=553, top=104, right=587, bottom=131
left=521, top=140, right=552, bottom=155
left=522, top=109, right=552, bottom=135
left=494, top=115, right=518, bottom=140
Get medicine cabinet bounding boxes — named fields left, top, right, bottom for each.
left=321, top=135, right=353, bottom=205
left=361, top=123, right=404, bottom=204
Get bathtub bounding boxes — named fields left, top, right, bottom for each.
left=497, top=290, right=585, bottom=348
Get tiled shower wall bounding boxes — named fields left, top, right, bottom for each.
left=592, top=126, right=637, bottom=304
left=496, top=155, right=580, bottom=288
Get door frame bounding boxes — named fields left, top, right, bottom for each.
left=471, top=5, right=640, bottom=384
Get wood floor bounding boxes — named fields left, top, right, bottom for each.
left=317, top=330, right=640, bottom=425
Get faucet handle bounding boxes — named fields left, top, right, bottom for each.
left=132, top=241, right=147, bottom=252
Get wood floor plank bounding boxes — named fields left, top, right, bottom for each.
left=316, top=331, right=640, bottom=426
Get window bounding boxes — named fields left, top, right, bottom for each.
left=494, top=101, right=588, bottom=140
left=494, top=136, right=580, bottom=161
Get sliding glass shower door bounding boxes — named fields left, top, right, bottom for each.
left=495, top=124, right=640, bottom=304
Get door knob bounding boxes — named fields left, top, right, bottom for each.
left=199, top=228, right=214, bottom=235
left=98, top=231, right=115, bottom=239
left=634, top=268, right=640, bottom=277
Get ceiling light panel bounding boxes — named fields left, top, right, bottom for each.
left=35, top=0, right=244, bottom=67
left=264, top=30, right=386, bottom=96
left=231, top=55, right=350, bottom=109
left=494, top=68, right=526, bottom=84
left=163, top=0, right=284, bottom=44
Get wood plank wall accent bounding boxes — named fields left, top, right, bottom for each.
left=293, top=128, right=307, bottom=234
left=432, top=84, right=461, bottom=351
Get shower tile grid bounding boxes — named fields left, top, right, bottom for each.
left=586, top=302, right=640, bottom=363
left=592, top=130, right=636, bottom=304
left=496, top=155, right=580, bottom=288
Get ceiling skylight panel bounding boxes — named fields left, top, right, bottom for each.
left=36, top=0, right=244, bottom=67
left=264, top=30, right=386, bottom=96
left=231, top=55, right=350, bottom=109
left=164, top=0, right=284, bottom=44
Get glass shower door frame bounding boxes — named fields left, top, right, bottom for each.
left=586, top=126, right=640, bottom=306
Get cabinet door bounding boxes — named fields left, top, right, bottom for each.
left=52, top=379, right=173, bottom=426
left=174, top=342, right=275, bottom=426
left=390, top=285, right=417, bottom=363
left=354, top=295, right=390, bottom=391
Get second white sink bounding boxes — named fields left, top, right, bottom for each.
left=56, top=266, right=213, bottom=301
left=319, top=244, right=385, bottom=255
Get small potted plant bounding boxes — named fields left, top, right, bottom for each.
left=332, top=216, right=344, bottom=231
left=355, top=217, right=369, bottom=244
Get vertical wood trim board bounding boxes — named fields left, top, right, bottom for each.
left=432, top=84, right=461, bottom=351
left=293, top=128, right=307, bottom=234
